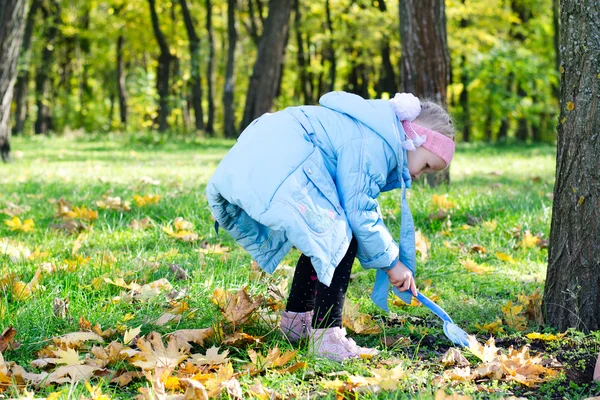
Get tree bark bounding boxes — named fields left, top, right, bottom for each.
left=552, top=0, right=560, bottom=99
left=543, top=0, right=600, bottom=332
left=240, top=0, right=293, bottom=131
left=148, top=0, right=173, bottom=132
left=399, top=0, right=451, bottom=186
left=223, top=0, right=237, bottom=137
left=34, top=0, right=59, bottom=135
left=12, top=0, right=39, bottom=136
left=458, top=0, right=470, bottom=142
left=179, top=0, right=204, bottom=131
left=116, top=34, right=128, bottom=128
left=205, top=0, right=215, bottom=134
left=0, top=0, right=27, bottom=161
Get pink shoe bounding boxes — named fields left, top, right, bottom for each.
left=310, top=327, right=379, bottom=362
left=279, top=310, right=313, bottom=342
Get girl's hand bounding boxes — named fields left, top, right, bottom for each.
left=386, top=261, right=417, bottom=296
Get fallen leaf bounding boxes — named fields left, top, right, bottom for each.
left=0, top=327, right=17, bottom=352
left=415, top=230, right=429, bottom=261
left=469, top=244, right=487, bottom=254
left=502, top=301, right=527, bottom=331
left=191, top=346, right=230, bottom=366
left=169, top=264, right=190, bottom=280
left=474, top=319, right=505, bottom=335
left=133, top=194, right=161, bottom=207
left=429, top=209, right=449, bottom=221
left=64, top=206, right=98, bottom=222
left=5, top=216, right=35, bottom=232
left=168, top=328, right=214, bottom=349
left=131, top=332, right=188, bottom=370
left=124, top=325, right=142, bottom=345
left=440, top=348, right=470, bottom=367
left=432, top=194, right=458, bottom=211
left=53, top=297, right=69, bottom=319
left=154, top=313, right=181, bottom=326
left=129, top=217, right=153, bottom=230
left=496, top=252, right=516, bottom=263
left=342, top=300, right=382, bottom=334
left=526, top=332, right=566, bottom=342
left=212, top=287, right=263, bottom=326
left=521, top=231, right=541, bottom=248
left=53, top=332, right=104, bottom=347
left=460, top=259, right=492, bottom=274
left=72, top=232, right=87, bottom=256
left=96, top=196, right=131, bottom=212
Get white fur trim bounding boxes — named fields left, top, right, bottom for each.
left=390, top=93, right=421, bottom=121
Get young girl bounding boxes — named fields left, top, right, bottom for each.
left=206, top=91, right=455, bottom=362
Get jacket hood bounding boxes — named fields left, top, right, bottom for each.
left=319, top=91, right=406, bottom=168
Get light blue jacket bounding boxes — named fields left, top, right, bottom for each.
left=206, top=91, right=417, bottom=309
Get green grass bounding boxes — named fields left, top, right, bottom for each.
left=1, top=133, right=599, bottom=399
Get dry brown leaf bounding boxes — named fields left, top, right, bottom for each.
left=180, top=378, right=209, bottom=400
left=169, top=264, right=190, bottom=280
left=429, top=209, right=449, bottom=221
left=129, top=217, right=153, bottom=230
left=124, top=325, right=142, bottom=345
left=44, top=364, right=100, bottom=386
left=168, top=328, right=214, bottom=349
left=96, top=196, right=131, bottom=212
left=53, top=331, right=104, bottom=348
left=244, top=347, right=297, bottom=374
left=12, top=267, right=42, bottom=301
left=53, top=297, right=69, bottom=319
left=131, top=332, right=188, bottom=370
left=212, top=287, right=263, bottom=326
left=222, top=332, right=260, bottom=347
left=154, top=313, right=181, bottom=326
left=469, top=244, right=487, bottom=254
left=0, top=327, right=17, bottom=352
left=440, top=348, right=470, bottom=367
left=342, top=300, right=382, bottom=335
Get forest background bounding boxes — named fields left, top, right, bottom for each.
left=8, top=0, right=559, bottom=144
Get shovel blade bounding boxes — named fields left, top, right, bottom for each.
left=443, top=321, right=470, bottom=347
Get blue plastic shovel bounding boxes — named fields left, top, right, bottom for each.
left=392, top=287, right=469, bottom=347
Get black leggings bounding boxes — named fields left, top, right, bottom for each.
left=285, top=237, right=358, bottom=329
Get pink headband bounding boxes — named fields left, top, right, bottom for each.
left=401, top=120, right=455, bottom=167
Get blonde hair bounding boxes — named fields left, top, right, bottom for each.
left=413, top=100, right=455, bottom=139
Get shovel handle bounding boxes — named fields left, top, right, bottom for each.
left=415, top=291, right=454, bottom=324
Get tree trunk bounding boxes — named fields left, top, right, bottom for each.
left=78, top=6, right=91, bottom=128
left=375, top=0, right=397, bottom=97
left=12, top=0, right=40, bottom=136
left=205, top=0, right=215, bottom=134
left=34, top=0, right=59, bottom=135
left=399, top=0, right=451, bottom=187
left=0, top=0, right=27, bottom=161
left=459, top=0, right=470, bottom=143
left=240, top=0, right=293, bottom=131
left=178, top=0, right=204, bottom=131
left=116, top=34, right=128, bottom=127
left=148, top=0, right=173, bottom=132
left=542, top=0, right=600, bottom=332
left=324, top=0, right=336, bottom=92
left=552, top=0, right=560, bottom=99
left=223, top=0, right=237, bottom=137
left=294, top=0, right=312, bottom=104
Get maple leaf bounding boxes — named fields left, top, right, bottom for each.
left=44, top=364, right=100, bottom=386
left=180, top=377, right=209, bottom=399
left=46, top=348, right=82, bottom=366
left=466, top=335, right=500, bottom=363
left=0, top=238, right=31, bottom=262
left=342, top=300, right=382, bottom=334
left=526, top=332, right=566, bottom=341
left=502, top=301, right=527, bottom=331
left=521, top=230, right=541, bottom=248
left=162, top=225, right=199, bottom=242
left=460, top=259, right=492, bottom=274
left=366, top=364, right=405, bottom=390
left=52, top=331, right=104, bottom=348
left=415, top=230, right=429, bottom=261
left=474, top=319, right=505, bottom=335
left=212, top=287, right=263, bottom=326
left=245, top=347, right=297, bottom=374
left=518, top=288, right=543, bottom=325
left=203, top=362, right=236, bottom=398
left=64, top=206, right=98, bottom=222
left=191, top=346, right=230, bottom=366
left=124, top=325, right=142, bottom=345
left=129, top=217, right=154, bottom=230
left=154, top=313, right=181, bottom=326
left=133, top=194, right=162, bottom=207
left=131, top=332, right=188, bottom=370
left=5, top=216, right=35, bottom=232
left=12, top=267, right=42, bottom=301
left=440, top=348, right=470, bottom=367
left=432, top=194, right=458, bottom=211
left=96, top=196, right=131, bottom=212
left=495, top=252, right=516, bottom=263
left=85, top=380, right=112, bottom=400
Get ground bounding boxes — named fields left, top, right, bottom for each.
left=0, top=132, right=599, bottom=399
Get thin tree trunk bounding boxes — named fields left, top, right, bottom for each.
left=34, top=0, right=60, bottom=135
left=223, top=0, right=237, bottom=137
left=543, top=0, right=600, bottom=332
left=78, top=6, right=91, bottom=128
left=497, top=72, right=514, bottom=142
left=116, top=34, right=128, bottom=127
left=240, top=0, right=293, bottom=130
left=459, top=0, right=470, bottom=142
left=375, top=0, right=397, bottom=97
left=205, top=0, right=215, bottom=134
left=0, top=0, right=27, bottom=161
left=148, top=0, right=173, bottom=132
left=399, top=0, right=451, bottom=186
left=179, top=0, right=204, bottom=131
left=324, top=0, right=336, bottom=92
left=12, top=0, right=40, bottom=136
left=294, top=0, right=311, bottom=104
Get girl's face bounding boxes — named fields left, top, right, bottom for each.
left=406, top=147, right=447, bottom=180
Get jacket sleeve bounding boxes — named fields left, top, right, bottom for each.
left=336, top=136, right=399, bottom=270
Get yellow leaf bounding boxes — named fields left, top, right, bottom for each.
left=366, top=364, right=405, bottom=390
left=567, top=101, right=574, bottom=111
left=5, top=216, right=35, bottom=232
left=133, top=194, right=161, bottom=207
left=502, top=301, right=527, bottom=331
left=474, top=319, right=505, bottom=335
left=131, top=332, right=188, bottom=370
left=521, top=231, right=541, bottom=248
left=12, top=267, right=42, bottom=301
left=212, top=287, right=263, bottom=326
left=482, top=220, right=498, bottom=232
left=561, top=116, right=567, bottom=124
left=460, top=259, right=492, bottom=274
left=122, top=313, right=135, bottom=322
left=163, top=375, right=181, bottom=391
left=342, top=300, right=382, bottom=334
left=72, top=232, right=87, bottom=256
left=526, top=332, right=565, bottom=341
left=432, top=194, right=457, bottom=211
left=415, top=230, right=429, bottom=261
left=65, top=206, right=98, bottom=222
left=124, top=325, right=142, bottom=345
left=96, top=196, right=131, bottom=212
left=49, top=348, right=81, bottom=366
left=495, top=252, right=515, bottom=263
left=191, top=346, right=230, bottom=366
